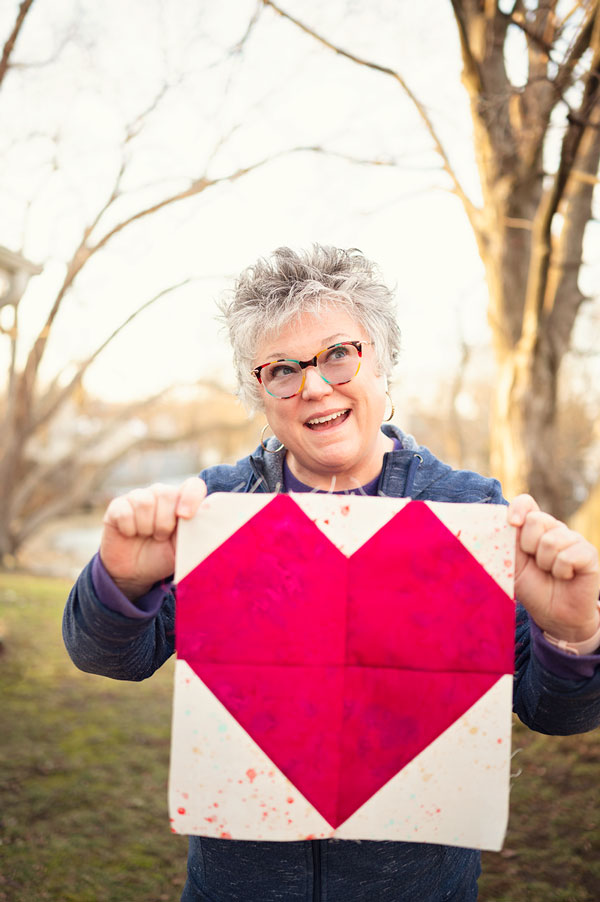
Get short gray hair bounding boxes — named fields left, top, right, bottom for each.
left=219, top=245, right=401, bottom=410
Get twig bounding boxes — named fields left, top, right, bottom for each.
left=0, top=0, right=36, bottom=88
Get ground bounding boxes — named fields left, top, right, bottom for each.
left=0, top=572, right=598, bottom=902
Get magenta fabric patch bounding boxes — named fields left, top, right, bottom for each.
left=176, top=495, right=515, bottom=829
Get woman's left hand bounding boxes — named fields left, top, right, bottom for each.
left=508, top=494, right=600, bottom=642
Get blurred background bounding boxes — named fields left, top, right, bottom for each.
left=0, top=2, right=598, bottom=900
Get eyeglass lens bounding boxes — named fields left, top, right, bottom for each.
left=262, top=343, right=361, bottom=398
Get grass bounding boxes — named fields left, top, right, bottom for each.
left=0, top=572, right=187, bottom=902
left=1, top=572, right=599, bottom=902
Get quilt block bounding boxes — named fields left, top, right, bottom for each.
left=169, top=493, right=516, bottom=850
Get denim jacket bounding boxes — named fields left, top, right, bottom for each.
left=63, top=425, right=600, bottom=902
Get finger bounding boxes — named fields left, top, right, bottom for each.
left=507, top=493, right=540, bottom=527
left=534, top=523, right=582, bottom=578
left=176, top=477, right=207, bottom=518
left=126, top=487, right=158, bottom=537
left=103, top=495, right=138, bottom=537
left=518, top=510, right=561, bottom=558
left=152, top=484, right=179, bottom=541
left=548, top=535, right=600, bottom=581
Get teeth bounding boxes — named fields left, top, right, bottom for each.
left=307, top=410, right=348, bottom=425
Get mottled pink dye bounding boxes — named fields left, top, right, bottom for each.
left=177, top=496, right=514, bottom=828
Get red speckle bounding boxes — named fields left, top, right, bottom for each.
left=504, top=559, right=512, bottom=568
left=220, top=831, right=232, bottom=839
left=305, top=833, right=316, bottom=840
left=456, top=530, right=462, bottom=538
left=246, top=768, right=257, bottom=783
left=436, top=808, right=441, bottom=814
left=287, top=796, right=294, bottom=804
left=323, top=518, right=330, bottom=525
left=169, top=817, right=175, bottom=822
left=213, top=803, right=219, bottom=808
left=497, top=738, right=503, bottom=744
left=171, top=827, right=177, bottom=833
left=205, top=816, right=216, bottom=823
left=182, top=793, right=189, bottom=800
left=177, top=807, right=186, bottom=815
left=287, top=818, right=293, bottom=824
left=341, top=505, right=350, bottom=516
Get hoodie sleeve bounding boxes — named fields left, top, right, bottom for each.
left=62, top=558, right=175, bottom=681
left=513, top=602, right=600, bottom=734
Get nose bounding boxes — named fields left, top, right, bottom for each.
left=300, top=365, right=334, bottom=401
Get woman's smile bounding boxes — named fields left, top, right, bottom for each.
left=304, top=408, right=351, bottom=430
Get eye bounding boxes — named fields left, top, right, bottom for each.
left=270, top=363, right=297, bottom=379
left=325, top=345, right=351, bottom=362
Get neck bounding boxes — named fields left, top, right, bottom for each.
left=285, top=432, right=394, bottom=491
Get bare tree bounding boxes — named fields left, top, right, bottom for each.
left=0, top=2, right=398, bottom=565
left=0, top=6, right=282, bottom=563
left=263, top=0, right=600, bottom=518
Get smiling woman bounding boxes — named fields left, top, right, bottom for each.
left=221, top=245, right=399, bottom=490
left=62, top=244, right=600, bottom=902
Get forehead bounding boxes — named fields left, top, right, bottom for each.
left=255, top=308, right=363, bottom=362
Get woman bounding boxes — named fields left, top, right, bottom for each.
left=64, top=245, right=600, bottom=902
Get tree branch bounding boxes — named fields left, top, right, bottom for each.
left=0, top=0, right=36, bottom=89
left=262, top=0, right=475, bottom=221
left=229, top=0, right=263, bottom=56
left=0, top=306, right=20, bottom=438
left=14, top=144, right=320, bottom=431
left=14, top=416, right=256, bottom=546
left=507, top=6, right=554, bottom=59
left=30, top=279, right=193, bottom=436
left=520, top=9, right=600, bottom=352
left=552, top=4, right=596, bottom=101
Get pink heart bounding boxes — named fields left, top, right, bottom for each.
left=177, top=496, right=514, bottom=827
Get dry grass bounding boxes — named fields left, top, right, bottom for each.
left=1, top=572, right=598, bottom=902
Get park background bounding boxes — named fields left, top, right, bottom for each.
left=1, top=2, right=599, bottom=900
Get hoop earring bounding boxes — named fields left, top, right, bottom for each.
left=260, top=423, right=284, bottom=453
left=383, top=391, right=395, bottom=423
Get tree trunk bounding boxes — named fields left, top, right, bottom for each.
left=490, top=339, right=562, bottom=514
left=450, top=0, right=600, bottom=517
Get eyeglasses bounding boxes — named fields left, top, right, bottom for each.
left=252, top=340, right=369, bottom=399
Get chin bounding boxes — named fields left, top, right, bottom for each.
left=313, top=451, right=354, bottom=473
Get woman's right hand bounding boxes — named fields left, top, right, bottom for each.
left=99, top=477, right=207, bottom=600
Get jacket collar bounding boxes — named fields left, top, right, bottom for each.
left=247, top=424, right=445, bottom=499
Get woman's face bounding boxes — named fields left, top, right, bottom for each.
left=254, top=307, right=393, bottom=489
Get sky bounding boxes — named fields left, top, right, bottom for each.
left=0, top=0, right=597, bottom=416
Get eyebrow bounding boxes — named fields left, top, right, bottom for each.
left=262, top=333, right=352, bottom=361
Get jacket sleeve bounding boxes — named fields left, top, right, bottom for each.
left=513, top=602, right=600, bottom=734
left=62, top=560, right=175, bottom=681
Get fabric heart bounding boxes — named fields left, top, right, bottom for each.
left=176, top=495, right=514, bottom=828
